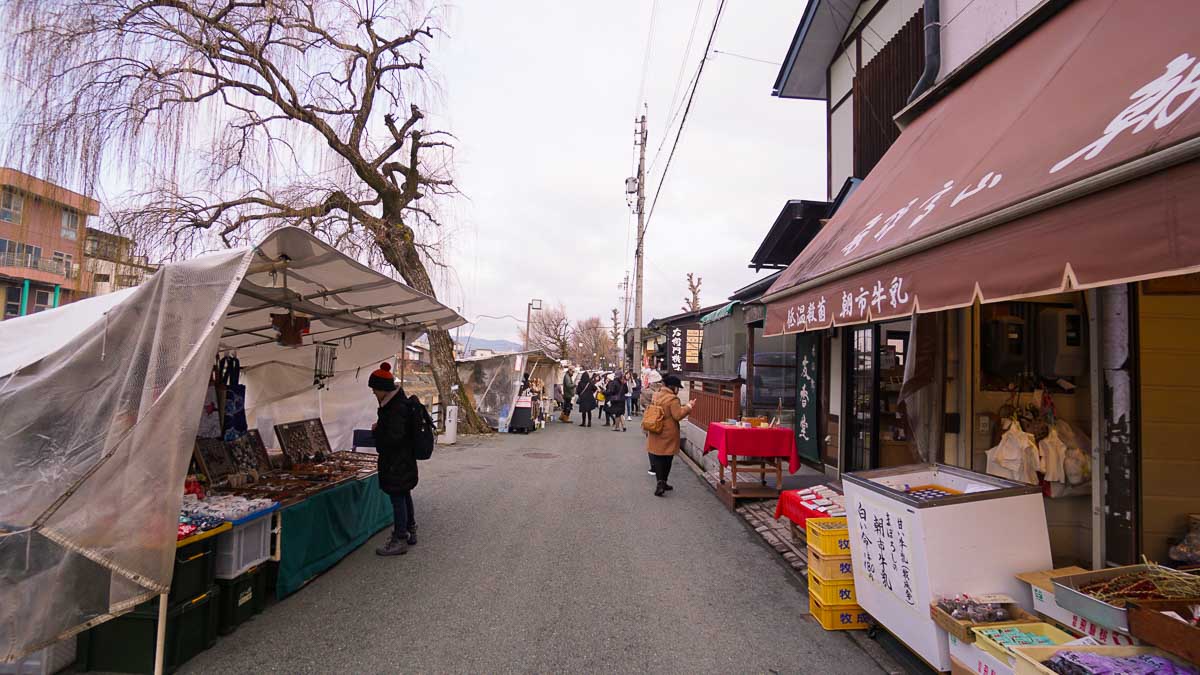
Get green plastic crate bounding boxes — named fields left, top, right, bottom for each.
left=216, top=564, right=267, bottom=635
left=76, top=587, right=218, bottom=674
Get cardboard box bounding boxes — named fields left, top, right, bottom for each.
left=948, top=634, right=1014, bottom=675
left=1009, top=644, right=1194, bottom=675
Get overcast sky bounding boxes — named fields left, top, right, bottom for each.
left=430, top=0, right=827, bottom=343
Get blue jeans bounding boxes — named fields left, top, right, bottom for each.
left=389, top=491, right=415, bottom=538
left=625, top=397, right=633, bottom=416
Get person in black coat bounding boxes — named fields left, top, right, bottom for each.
left=369, top=363, right=418, bottom=557
left=606, top=374, right=628, bottom=431
left=576, top=372, right=597, bottom=427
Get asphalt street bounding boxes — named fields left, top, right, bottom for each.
left=183, top=420, right=890, bottom=674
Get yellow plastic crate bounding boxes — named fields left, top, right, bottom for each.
left=807, top=547, right=854, bottom=581
left=971, top=622, right=1076, bottom=665
left=809, top=568, right=858, bottom=606
left=806, top=517, right=850, bottom=557
left=809, top=592, right=870, bottom=631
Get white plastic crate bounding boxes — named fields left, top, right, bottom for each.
left=0, top=636, right=75, bottom=675
left=215, top=514, right=272, bottom=580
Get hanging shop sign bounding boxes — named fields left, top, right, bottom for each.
left=668, top=323, right=703, bottom=372
left=795, top=333, right=820, bottom=462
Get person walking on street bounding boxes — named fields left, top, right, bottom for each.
left=561, top=369, right=576, bottom=422
left=628, top=369, right=638, bottom=417
left=369, top=363, right=419, bottom=556
left=577, top=372, right=597, bottom=427
left=607, top=373, right=628, bottom=432
left=631, top=374, right=643, bottom=416
left=644, top=373, right=693, bottom=497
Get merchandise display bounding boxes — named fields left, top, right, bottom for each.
left=1077, top=566, right=1200, bottom=606
left=181, top=494, right=276, bottom=522
left=177, top=512, right=226, bottom=540
left=937, top=595, right=1014, bottom=623
left=977, top=625, right=1059, bottom=648
left=793, top=485, right=847, bottom=517
left=194, top=438, right=238, bottom=481
left=274, top=418, right=333, bottom=466
left=905, top=484, right=960, bottom=501
left=1040, top=650, right=1198, bottom=675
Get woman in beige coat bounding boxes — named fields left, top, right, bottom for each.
left=646, top=374, right=693, bottom=496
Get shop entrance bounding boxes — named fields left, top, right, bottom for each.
left=842, top=320, right=916, bottom=472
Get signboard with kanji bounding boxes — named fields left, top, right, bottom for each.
left=667, top=323, right=703, bottom=373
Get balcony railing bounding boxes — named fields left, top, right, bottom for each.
left=0, top=252, right=77, bottom=278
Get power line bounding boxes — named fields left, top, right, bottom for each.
left=711, top=49, right=780, bottom=66
left=664, top=0, right=707, bottom=132
left=644, top=0, right=729, bottom=229
left=634, top=0, right=661, bottom=116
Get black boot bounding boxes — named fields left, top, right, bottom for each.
left=654, top=481, right=666, bottom=497
left=664, top=483, right=674, bottom=491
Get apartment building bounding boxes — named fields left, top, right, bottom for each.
left=0, top=167, right=101, bottom=319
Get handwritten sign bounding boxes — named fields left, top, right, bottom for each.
left=855, top=496, right=918, bottom=612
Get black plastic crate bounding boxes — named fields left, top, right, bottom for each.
left=76, top=587, right=219, bottom=674
left=170, top=537, right=217, bottom=607
left=215, top=564, right=267, bottom=635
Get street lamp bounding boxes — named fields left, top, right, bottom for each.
left=524, top=298, right=542, bottom=350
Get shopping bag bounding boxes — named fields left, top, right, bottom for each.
left=986, top=422, right=1039, bottom=484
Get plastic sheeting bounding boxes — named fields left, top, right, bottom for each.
left=0, top=249, right=249, bottom=661
left=457, top=353, right=528, bottom=432
left=0, top=227, right=463, bottom=662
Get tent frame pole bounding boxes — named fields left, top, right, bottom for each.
left=153, top=592, right=167, bottom=675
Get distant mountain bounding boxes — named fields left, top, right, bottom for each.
left=455, top=336, right=523, bottom=354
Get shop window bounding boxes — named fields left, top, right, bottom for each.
left=94, top=273, right=111, bottom=283
left=32, top=289, right=51, bottom=313
left=0, top=187, right=23, bottom=223
left=3, top=286, right=20, bottom=318
left=980, top=301, right=1082, bottom=392
left=61, top=209, right=80, bottom=240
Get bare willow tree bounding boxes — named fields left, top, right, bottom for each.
left=682, top=272, right=702, bottom=312
left=519, top=303, right=571, bottom=360
left=2, top=0, right=491, bottom=432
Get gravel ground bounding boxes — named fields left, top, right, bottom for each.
left=181, top=421, right=890, bottom=674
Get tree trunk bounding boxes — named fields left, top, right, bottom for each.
left=373, top=220, right=492, bottom=435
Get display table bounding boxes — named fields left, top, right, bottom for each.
left=276, top=474, right=394, bottom=598
left=703, top=423, right=800, bottom=506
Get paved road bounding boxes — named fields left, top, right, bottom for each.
left=184, top=421, right=889, bottom=674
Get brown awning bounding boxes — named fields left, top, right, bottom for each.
left=764, top=0, right=1200, bottom=335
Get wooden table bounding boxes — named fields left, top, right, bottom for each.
left=702, top=423, right=800, bottom=507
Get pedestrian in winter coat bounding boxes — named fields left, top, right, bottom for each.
left=631, top=375, right=643, bottom=415
left=577, top=372, right=597, bottom=427
left=561, top=370, right=575, bottom=420
left=369, top=362, right=419, bottom=556
left=606, top=374, right=628, bottom=431
left=646, top=373, right=693, bottom=496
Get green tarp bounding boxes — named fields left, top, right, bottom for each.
left=276, top=474, right=394, bottom=599
left=699, top=301, right=739, bottom=326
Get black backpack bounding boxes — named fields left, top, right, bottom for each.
left=407, top=394, right=436, bottom=460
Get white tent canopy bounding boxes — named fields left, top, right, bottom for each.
left=0, top=227, right=463, bottom=662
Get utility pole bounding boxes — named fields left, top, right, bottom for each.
left=632, top=112, right=648, bottom=374
left=618, top=272, right=631, bottom=367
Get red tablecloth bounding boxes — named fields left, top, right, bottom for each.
left=702, top=422, right=800, bottom=474
left=774, top=490, right=829, bottom=524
